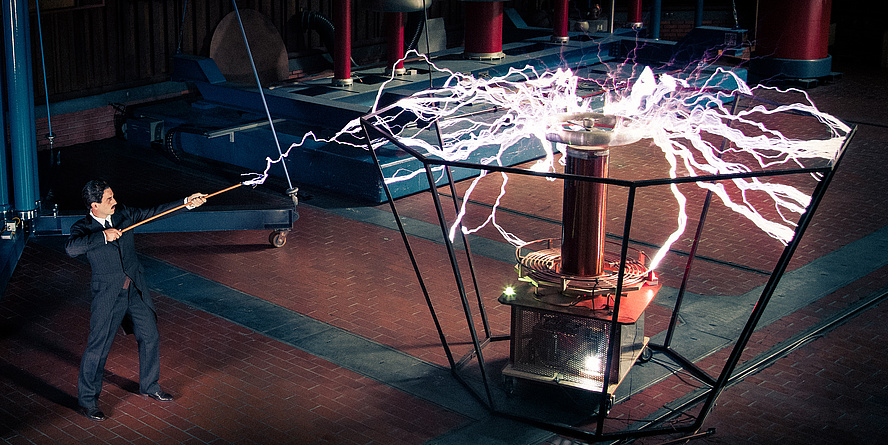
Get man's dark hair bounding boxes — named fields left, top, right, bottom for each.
left=82, top=179, right=111, bottom=210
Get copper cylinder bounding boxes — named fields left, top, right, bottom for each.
left=560, top=146, right=609, bottom=277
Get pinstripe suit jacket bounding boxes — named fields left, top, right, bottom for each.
left=65, top=201, right=183, bottom=329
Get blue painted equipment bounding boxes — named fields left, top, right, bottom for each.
left=126, top=27, right=748, bottom=203
left=3, top=0, right=40, bottom=220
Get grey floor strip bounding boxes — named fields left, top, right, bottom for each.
left=141, top=255, right=491, bottom=420
left=142, top=255, right=552, bottom=444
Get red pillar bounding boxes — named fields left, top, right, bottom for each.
left=552, top=0, right=569, bottom=43
left=385, top=12, right=406, bottom=74
left=334, top=0, right=352, bottom=86
left=463, top=1, right=504, bottom=59
left=756, top=0, right=832, bottom=60
left=627, top=0, right=643, bottom=28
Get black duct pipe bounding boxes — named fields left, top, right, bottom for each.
left=404, top=10, right=426, bottom=52
left=290, top=9, right=423, bottom=64
left=163, top=126, right=207, bottom=162
left=298, top=10, right=336, bottom=56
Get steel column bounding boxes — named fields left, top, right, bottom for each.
left=0, top=76, right=9, bottom=216
left=3, top=0, right=40, bottom=220
left=694, top=0, right=704, bottom=28
left=651, top=0, right=661, bottom=39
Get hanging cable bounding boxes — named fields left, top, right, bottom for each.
left=421, top=0, right=434, bottom=89
left=34, top=0, right=56, bottom=165
left=731, top=0, right=739, bottom=29
left=177, top=0, right=189, bottom=54
left=229, top=1, right=297, bottom=203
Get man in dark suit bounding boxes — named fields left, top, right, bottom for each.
left=66, top=179, right=207, bottom=421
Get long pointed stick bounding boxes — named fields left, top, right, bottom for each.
left=120, top=183, right=243, bottom=233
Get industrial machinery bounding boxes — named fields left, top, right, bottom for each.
left=121, top=7, right=748, bottom=204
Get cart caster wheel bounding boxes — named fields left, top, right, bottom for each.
left=269, top=230, right=288, bottom=248
left=596, top=395, right=614, bottom=416
left=638, top=345, right=652, bottom=364
left=502, top=376, right=518, bottom=396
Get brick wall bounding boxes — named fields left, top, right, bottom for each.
left=35, top=105, right=118, bottom=151
left=659, top=19, right=725, bottom=41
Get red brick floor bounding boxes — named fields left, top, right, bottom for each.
left=1, top=61, right=887, bottom=445
left=0, top=242, right=469, bottom=445
left=695, top=269, right=888, bottom=444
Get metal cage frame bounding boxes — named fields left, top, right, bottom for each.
left=359, top=91, right=856, bottom=442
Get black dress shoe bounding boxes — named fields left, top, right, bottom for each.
left=142, top=390, right=174, bottom=402
left=79, top=406, right=107, bottom=421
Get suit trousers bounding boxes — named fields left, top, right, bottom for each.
left=78, top=283, right=161, bottom=409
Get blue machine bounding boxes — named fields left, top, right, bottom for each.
left=125, top=27, right=747, bottom=203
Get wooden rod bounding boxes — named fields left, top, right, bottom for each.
left=120, top=183, right=243, bottom=233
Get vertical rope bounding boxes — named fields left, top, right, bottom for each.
left=176, top=0, right=189, bottom=54
left=229, top=0, right=294, bottom=190
left=34, top=0, right=55, bottom=162
left=421, top=0, right=433, bottom=89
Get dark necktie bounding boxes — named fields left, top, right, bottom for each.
left=104, top=220, right=120, bottom=247
left=104, top=219, right=125, bottom=276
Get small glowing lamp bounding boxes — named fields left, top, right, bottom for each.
left=582, top=353, right=602, bottom=375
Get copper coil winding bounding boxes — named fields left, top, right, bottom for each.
left=516, top=238, right=649, bottom=295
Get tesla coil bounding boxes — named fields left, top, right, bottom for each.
left=360, top=67, right=854, bottom=442
left=499, top=113, right=660, bottom=397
